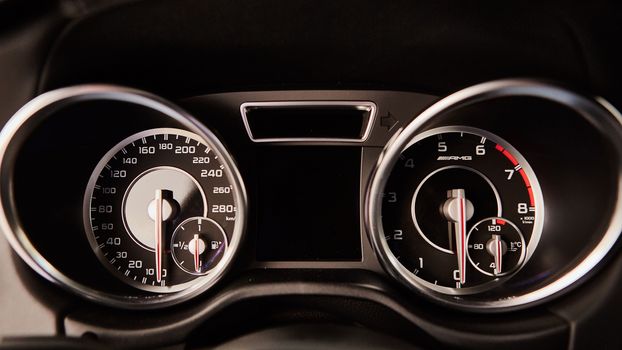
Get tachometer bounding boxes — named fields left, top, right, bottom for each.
left=85, top=128, right=238, bottom=293
left=378, top=126, right=543, bottom=294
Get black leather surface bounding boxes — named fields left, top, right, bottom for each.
left=39, top=0, right=622, bottom=106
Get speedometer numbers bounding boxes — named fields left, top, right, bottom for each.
left=86, top=128, right=237, bottom=293
left=382, top=127, right=542, bottom=294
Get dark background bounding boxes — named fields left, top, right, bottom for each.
left=255, top=146, right=362, bottom=261
left=1, top=0, right=622, bottom=349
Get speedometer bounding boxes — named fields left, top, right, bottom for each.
left=85, top=128, right=238, bottom=293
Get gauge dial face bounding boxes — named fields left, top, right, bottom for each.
left=467, top=217, right=525, bottom=277
left=382, top=126, right=542, bottom=294
left=85, top=128, right=238, bottom=293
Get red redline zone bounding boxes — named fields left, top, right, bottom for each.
left=495, top=143, right=535, bottom=207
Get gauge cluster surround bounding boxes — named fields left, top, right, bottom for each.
left=0, top=86, right=247, bottom=308
left=367, top=80, right=622, bottom=310
left=0, top=81, right=621, bottom=315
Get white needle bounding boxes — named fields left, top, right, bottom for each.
left=493, top=234, right=503, bottom=275
left=443, top=189, right=468, bottom=285
left=193, top=234, right=200, bottom=273
left=154, top=189, right=163, bottom=283
left=456, top=192, right=467, bottom=284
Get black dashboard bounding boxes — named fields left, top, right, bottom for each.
left=1, top=1, right=622, bottom=349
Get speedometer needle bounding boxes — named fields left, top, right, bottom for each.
left=154, top=189, right=164, bottom=283
left=442, top=189, right=468, bottom=285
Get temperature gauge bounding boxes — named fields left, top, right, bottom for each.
left=171, top=217, right=228, bottom=275
left=467, top=217, right=526, bottom=276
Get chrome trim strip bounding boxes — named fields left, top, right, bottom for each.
left=365, top=79, right=622, bottom=311
left=0, top=85, right=248, bottom=309
left=239, top=101, right=377, bottom=143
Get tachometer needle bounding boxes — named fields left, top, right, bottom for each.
left=493, top=234, right=503, bottom=275
left=154, top=189, right=164, bottom=283
left=442, top=189, right=468, bottom=285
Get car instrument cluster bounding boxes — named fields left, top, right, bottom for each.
left=85, top=128, right=237, bottom=292
left=380, top=126, right=541, bottom=293
left=1, top=80, right=622, bottom=311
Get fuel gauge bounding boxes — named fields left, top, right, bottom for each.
left=171, top=217, right=228, bottom=275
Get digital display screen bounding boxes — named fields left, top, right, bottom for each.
left=255, top=146, right=362, bottom=261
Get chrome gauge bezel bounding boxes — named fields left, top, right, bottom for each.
left=0, top=85, right=247, bottom=309
left=365, top=79, right=622, bottom=311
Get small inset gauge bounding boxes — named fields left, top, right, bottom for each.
left=171, top=217, right=228, bottom=275
left=467, top=217, right=526, bottom=277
